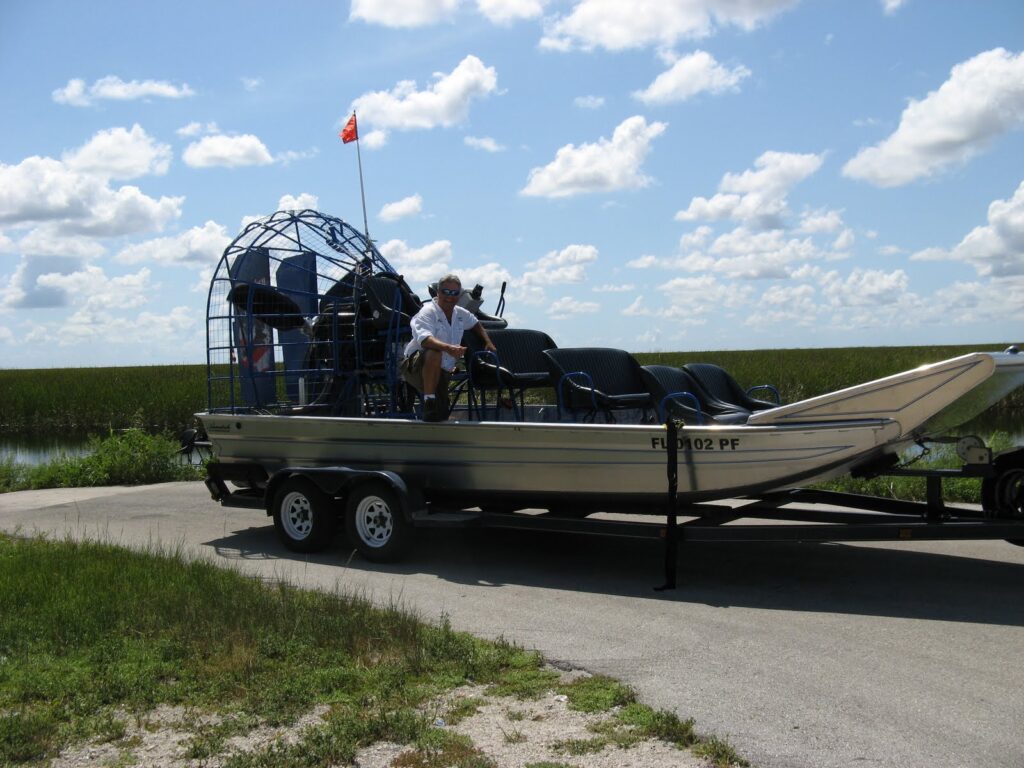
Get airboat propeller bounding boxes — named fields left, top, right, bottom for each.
left=227, top=283, right=310, bottom=334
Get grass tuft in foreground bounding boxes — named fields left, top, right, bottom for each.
left=0, top=535, right=536, bottom=765
left=0, top=534, right=750, bottom=766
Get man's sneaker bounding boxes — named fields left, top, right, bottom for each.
left=422, top=398, right=444, bottom=422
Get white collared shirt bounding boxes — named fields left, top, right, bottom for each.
left=404, top=299, right=479, bottom=371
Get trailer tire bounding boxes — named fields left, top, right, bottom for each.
left=344, top=482, right=412, bottom=562
left=272, top=477, right=337, bottom=553
left=981, top=450, right=1024, bottom=546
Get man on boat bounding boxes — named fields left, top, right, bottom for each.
left=401, top=273, right=496, bottom=422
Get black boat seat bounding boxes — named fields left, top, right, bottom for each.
left=467, top=328, right=556, bottom=418
left=640, top=365, right=749, bottom=425
left=682, top=363, right=780, bottom=413
left=542, top=347, right=652, bottom=419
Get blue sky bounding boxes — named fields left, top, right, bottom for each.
left=1, top=0, right=1022, bottom=368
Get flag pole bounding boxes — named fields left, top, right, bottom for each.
left=352, top=111, right=371, bottom=252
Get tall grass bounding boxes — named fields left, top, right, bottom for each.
left=2, top=344, right=1019, bottom=434
left=0, top=364, right=207, bottom=432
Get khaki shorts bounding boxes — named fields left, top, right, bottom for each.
left=400, top=350, right=452, bottom=402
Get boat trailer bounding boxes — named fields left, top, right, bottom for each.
left=204, top=417, right=1024, bottom=590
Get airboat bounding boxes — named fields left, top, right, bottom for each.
left=196, top=210, right=1024, bottom=584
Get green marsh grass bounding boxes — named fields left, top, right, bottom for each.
left=0, top=365, right=207, bottom=432
left=3, top=344, right=1020, bottom=434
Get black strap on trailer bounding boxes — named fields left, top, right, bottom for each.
left=655, top=417, right=680, bottom=591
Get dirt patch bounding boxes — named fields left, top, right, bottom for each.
left=52, top=672, right=707, bottom=768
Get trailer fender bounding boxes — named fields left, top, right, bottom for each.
left=265, top=467, right=421, bottom=522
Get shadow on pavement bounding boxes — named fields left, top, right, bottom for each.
left=203, top=521, right=1024, bottom=628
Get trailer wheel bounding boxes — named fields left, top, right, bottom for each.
left=981, top=450, right=1024, bottom=546
left=344, top=482, right=412, bottom=562
left=272, top=477, right=337, bottom=553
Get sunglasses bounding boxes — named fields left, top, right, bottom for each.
left=439, top=287, right=461, bottom=297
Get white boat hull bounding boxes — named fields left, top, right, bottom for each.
left=201, top=413, right=901, bottom=503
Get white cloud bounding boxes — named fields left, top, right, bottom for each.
left=278, top=193, right=320, bottom=211
left=832, top=228, right=855, bottom=251
left=351, top=55, right=498, bottom=131
left=1, top=254, right=83, bottom=308
left=910, top=180, right=1024, bottom=276
left=633, top=50, right=750, bottom=105
left=39, top=304, right=198, bottom=349
left=52, top=76, right=194, bottom=106
left=631, top=226, right=824, bottom=278
left=797, top=208, right=844, bottom=234
left=822, top=268, right=910, bottom=307
left=36, top=266, right=154, bottom=311
left=349, top=0, right=543, bottom=26
left=701, top=226, right=819, bottom=279
left=521, top=115, right=666, bottom=198
left=182, top=134, right=274, bottom=168
left=379, top=194, right=424, bottom=222
left=843, top=48, right=1024, bottom=187
left=241, top=77, right=262, bottom=91
left=626, top=254, right=659, bottom=269
left=882, top=0, right=907, bottom=15
left=0, top=152, right=182, bottom=235
left=548, top=296, right=600, bottom=319
left=658, top=274, right=753, bottom=316
left=378, top=239, right=454, bottom=284
left=115, top=221, right=230, bottom=266
left=751, top=283, right=819, bottom=326
left=522, top=244, right=598, bottom=287
left=15, top=226, right=107, bottom=259
left=679, top=225, right=712, bottom=250
left=452, top=262, right=514, bottom=299
left=63, top=124, right=171, bottom=180
left=574, top=95, right=605, bottom=109
left=675, top=150, right=824, bottom=228
left=464, top=136, right=505, bottom=152
left=622, top=296, right=651, bottom=315
left=928, top=278, right=1024, bottom=325
left=363, top=130, right=389, bottom=149
left=476, top=0, right=545, bottom=23
left=593, top=283, right=636, bottom=292
left=350, top=0, right=459, bottom=27
left=275, top=148, right=319, bottom=165
left=540, top=0, right=798, bottom=52
left=176, top=121, right=219, bottom=138
left=0, top=326, right=12, bottom=343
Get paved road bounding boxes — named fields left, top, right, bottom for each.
left=3, top=482, right=1023, bottom=768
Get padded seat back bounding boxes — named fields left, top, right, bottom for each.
left=472, top=328, right=556, bottom=388
left=683, top=363, right=777, bottom=412
left=543, top=347, right=652, bottom=412
left=640, top=365, right=749, bottom=424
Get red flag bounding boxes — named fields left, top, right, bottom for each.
left=339, top=114, right=358, bottom=144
